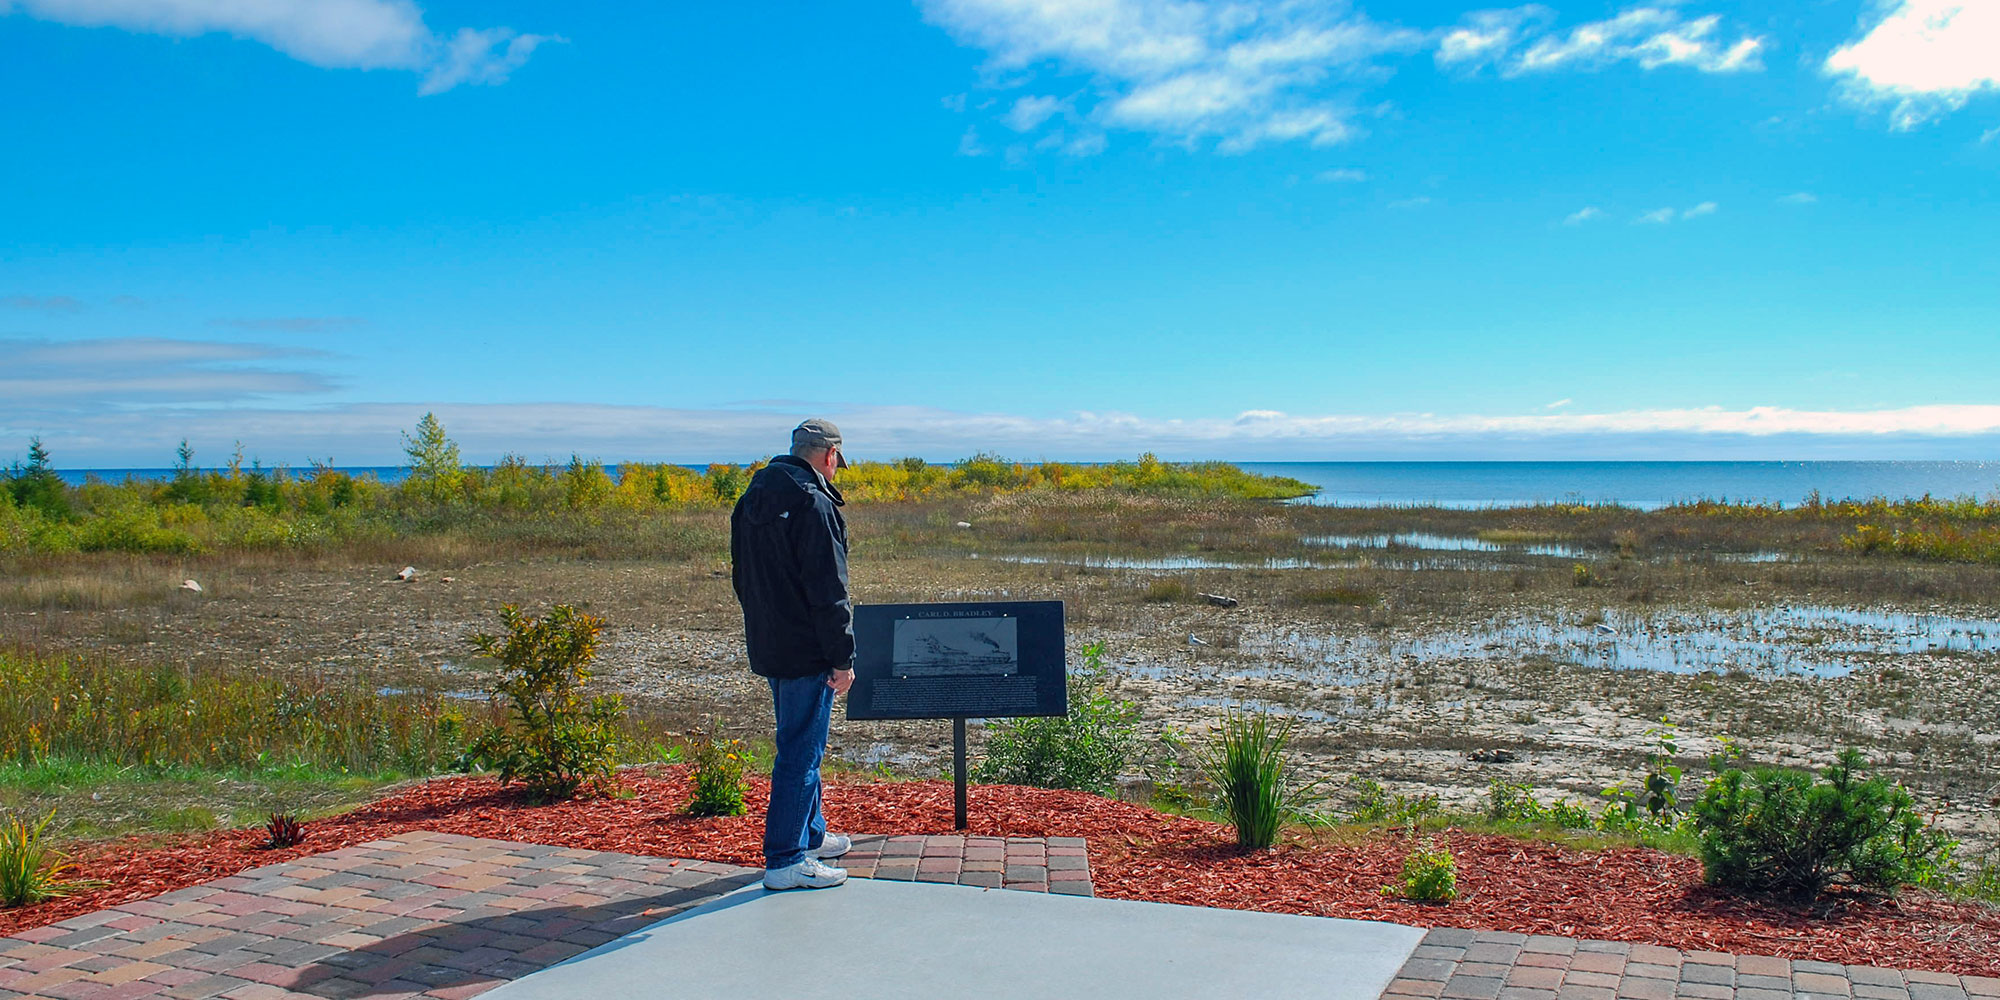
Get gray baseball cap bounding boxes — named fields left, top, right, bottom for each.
left=792, top=418, right=849, bottom=467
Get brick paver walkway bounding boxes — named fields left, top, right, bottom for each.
left=0, top=830, right=1088, bottom=1000
left=6, top=831, right=1992, bottom=1000
left=1386, top=928, right=2000, bottom=1000
left=839, top=834, right=1094, bottom=895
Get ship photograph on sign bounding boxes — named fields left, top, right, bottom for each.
left=891, top=615, right=1020, bottom=677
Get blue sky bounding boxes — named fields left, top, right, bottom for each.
left=3, top=0, right=1997, bottom=466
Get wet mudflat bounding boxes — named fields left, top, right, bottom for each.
left=5, top=492, right=1998, bottom=850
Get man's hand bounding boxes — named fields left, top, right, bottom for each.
left=827, top=668, right=854, bottom=696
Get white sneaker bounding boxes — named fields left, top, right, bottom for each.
left=762, top=857, right=848, bottom=890
left=810, top=833, right=852, bottom=859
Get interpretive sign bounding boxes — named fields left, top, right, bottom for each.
left=847, top=601, right=1067, bottom=721
left=847, top=601, right=1067, bottom=828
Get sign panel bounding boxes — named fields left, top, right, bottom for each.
left=846, top=601, right=1067, bottom=721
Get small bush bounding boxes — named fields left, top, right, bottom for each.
left=977, top=642, right=1140, bottom=793
left=1, top=808, right=101, bottom=907
left=1572, top=563, right=1594, bottom=587
left=1385, top=833, right=1458, bottom=902
left=1957, top=854, right=2000, bottom=903
left=464, top=604, right=624, bottom=802
left=1142, top=578, right=1190, bottom=603
left=686, top=731, right=752, bottom=817
left=1196, top=710, right=1317, bottom=849
left=1601, top=718, right=1686, bottom=825
left=1487, top=781, right=1595, bottom=829
left=1346, top=777, right=1440, bottom=825
left=1692, top=748, right=1955, bottom=898
left=1140, top=725, right=1202, bottom=811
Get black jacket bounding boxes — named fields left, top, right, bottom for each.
left=730, top=456, right=854, bottom=678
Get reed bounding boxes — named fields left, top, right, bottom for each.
left=0, top=647, right=493, bottom=776
left=1197, top=710, right=1316, bottom=850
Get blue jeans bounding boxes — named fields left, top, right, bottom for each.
left=764, top=673, right=833, bottom=869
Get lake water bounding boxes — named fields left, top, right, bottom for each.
left=1237, top=461, right=2000, bottom=510
left=54, top=460, right=2000, bottom=509
left=1223, top=605, right=2000, bottom=680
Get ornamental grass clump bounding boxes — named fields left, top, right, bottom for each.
left=686, top=731, right=752, bottom=817
left=1196, top=710, right=1317, bottom=850
left=1693, top=748, right=1955, bottom=899
left=1, top=808, right=102, bottom=907
left=263, top=812, right=306, bottom=849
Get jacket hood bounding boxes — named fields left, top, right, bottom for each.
left=739, top=456, right=844, bottom=526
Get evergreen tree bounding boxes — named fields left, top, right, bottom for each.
left=6, top=438, right=70, bottom=519
left=401, top=413, right=465, bottom=506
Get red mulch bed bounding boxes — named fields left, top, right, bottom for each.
left=7, top=770, right=1997, bottom=974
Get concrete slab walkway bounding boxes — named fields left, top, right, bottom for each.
left=482, top=878, right=1423, bottom=1000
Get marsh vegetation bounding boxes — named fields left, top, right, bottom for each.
left=4, top=431, right=1998, bottom=869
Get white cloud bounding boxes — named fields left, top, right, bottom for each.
left=1563, top=206, right=1603, bottom=225
left=1062, top=131, right=1108, bottom=156
left=918, top=0, right=1422, bottom=153
left=1436, top=6, right=1551, bottom=68
left=1826, top=0, right=2000, bottom=129
left=1984, top=126, right=2000, bottom=144
left=1315, top=168, right=1367, bottom=182
left=0, top=294, right=83, bottom=311
left=1446, top=4, right=1764, bottom=77
left=1003, top=94, right=1063, bottom=131
left=0, top=0, right=558, bottom=94
left=1543, top=398, right=1573, bottom=409
left=418, top=26, right=553, bottom=95
left=14, top=399, right=2000, bottom=467
left=211, top=316, right=368, bottom=333
left=1629, top=202, right=1713, bottom=223
left=1777, top=191, right=1818, bottom=205
left=957, top=126, right=989, bottom=157
left=0, top=337, right=333, bottom=404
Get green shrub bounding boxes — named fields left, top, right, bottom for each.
left=977, top=642, right=1139, bottom=793
left=1, top=808, right=102, bottom=907
left=1692, top=748, right=1955, bottom=898
left=1487, top=781, right=1595, bottom=829
left=1142, top=578, right=1190, bottom=603
left=1385, top=833, right=1458, bottom=903
left=1346, top=777, right=1440, bottom=825
left=685, top=731, right=752, bottom=817
left=1572, top=563, right=1594, bottom=587
left=1601, top=718, right=1685, bottom=825
left=1196, top=710, right=1317, bottom=849
left=1957, top=854, right=2000, bottom=903
left=464, top=604, right=624, bottom=802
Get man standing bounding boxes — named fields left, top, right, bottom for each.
left=730, top=418, right=856, bottom=890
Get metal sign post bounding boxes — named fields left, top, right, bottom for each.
left=953, top=718, right=968, bottom=830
